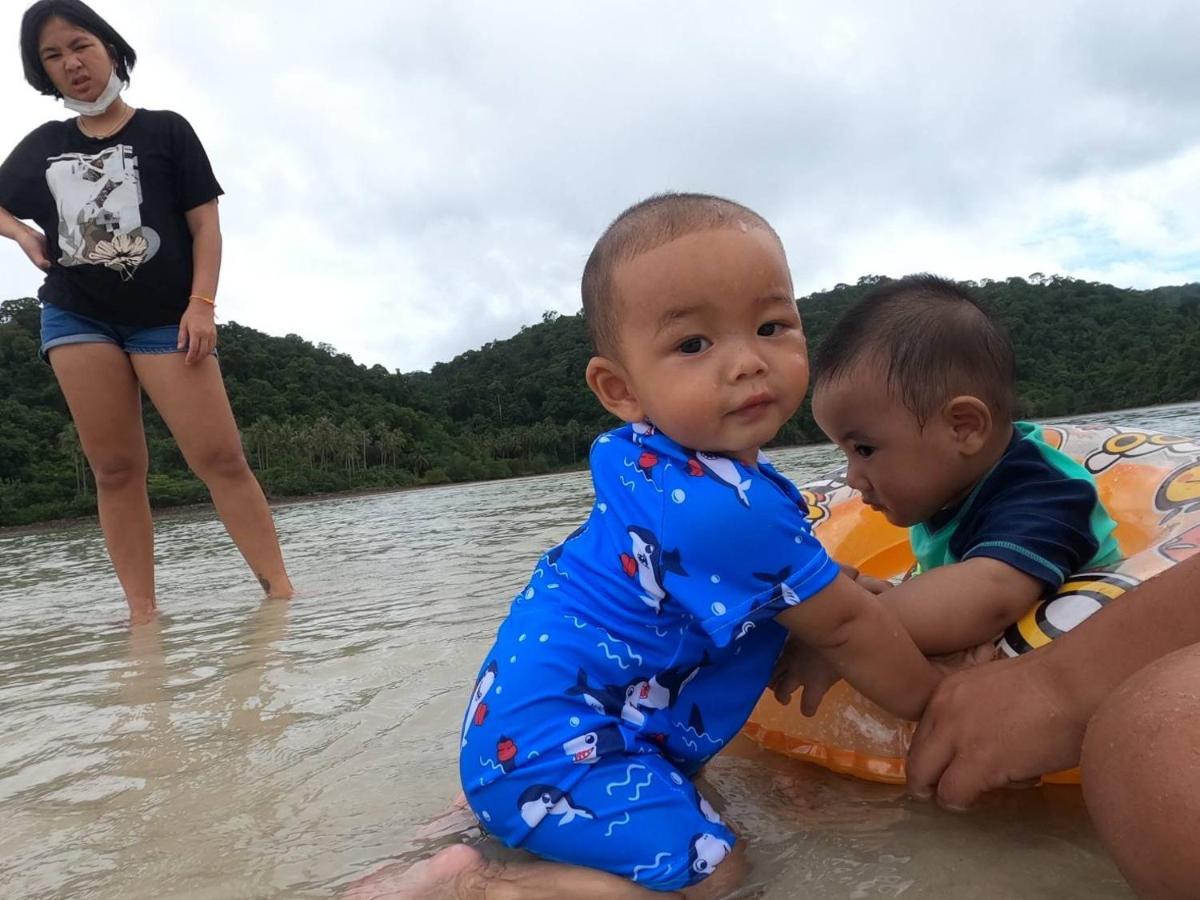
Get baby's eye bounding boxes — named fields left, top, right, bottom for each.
left=677, top=337, right=711, bottom=355
left=757, top=321, right=787, bottom=337
left=854, top=445, right=875, bottom=459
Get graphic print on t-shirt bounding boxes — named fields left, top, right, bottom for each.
left=44, top=144, right=160, bottom=280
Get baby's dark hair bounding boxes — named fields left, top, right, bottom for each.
left=812, top=274, right=1017, bottom=426
left=581, top=192, right=782, bottom=357
left=20, top=0, right=137, bottom=98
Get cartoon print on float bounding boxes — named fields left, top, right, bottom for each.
left=1159, top=522, right=1200, bottom=564
left=45, top=146, right=160, bottom=278
left=798, top=488, right=831, bottom=526
left=1155, top=461, right=1200, bottom=524
left=1085, top=430, right=1200, bottom=474
left=998, top=570, right=1140, bottom=657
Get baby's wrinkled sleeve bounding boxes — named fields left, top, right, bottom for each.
left=658, top=461, right=840, bottom=646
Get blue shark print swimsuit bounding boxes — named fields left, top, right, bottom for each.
left=459, top=423, right=839, bottom=891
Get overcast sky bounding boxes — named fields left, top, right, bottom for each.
left=3, top=1, right=1199, bottom=372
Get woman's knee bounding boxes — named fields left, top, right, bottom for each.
left=189, top=444, right=252, bottom=483
left=89, top=452, right=149, bottom=491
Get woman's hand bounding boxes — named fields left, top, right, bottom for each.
left=15, top=225, right=51, bottom=271
left=906, top=652, right=1087, bottom=809
left=178, top=298, right=217, bottom=364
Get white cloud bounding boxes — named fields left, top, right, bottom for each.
left=2, top=0, right=1198, bottom=371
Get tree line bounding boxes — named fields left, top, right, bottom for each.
left=2, top=273, right=1198, bottom=527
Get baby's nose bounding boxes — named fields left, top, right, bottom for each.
left=728, top=342, right=767, bottom=379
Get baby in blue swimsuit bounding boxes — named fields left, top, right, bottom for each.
left=457, top=193, right=941, bottom=896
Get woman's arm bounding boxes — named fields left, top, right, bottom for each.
left=0, top=205, right=50, bottom=270
left=907, top=553, right=1200, bottom=808
left=178, top=199, right=222, bottom=364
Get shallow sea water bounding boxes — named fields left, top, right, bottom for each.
left=3, top=402, right=1198, bottom=898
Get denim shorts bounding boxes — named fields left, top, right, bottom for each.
left=40, top=303, right=184, bottom=361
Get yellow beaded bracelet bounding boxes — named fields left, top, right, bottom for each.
left=189, top=294, right=215, bottom=306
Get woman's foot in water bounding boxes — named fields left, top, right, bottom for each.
left=256, top=571, right=295, bottom=600
left=128, top=597, right=158, bottom=627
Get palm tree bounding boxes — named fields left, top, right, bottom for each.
left=57, top=422, right=88, bottom=496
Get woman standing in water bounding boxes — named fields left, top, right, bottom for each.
left=0, top=0, right=293, bottom=624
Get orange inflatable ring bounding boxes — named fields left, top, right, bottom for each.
left=742, top=423, right=1200, bottom=784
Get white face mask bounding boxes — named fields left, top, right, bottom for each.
left=62, top=68, right=124, bottom=116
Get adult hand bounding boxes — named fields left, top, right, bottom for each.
left=769, top=635, right=842, bottom=715
left=906, top=651, right=1089, bottom=810
left=16, top=225, right=50, bottom=270
left=178, top=299, right=217, bottom=364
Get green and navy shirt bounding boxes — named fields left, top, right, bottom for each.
left=909, top=422, right=1121, bottom=588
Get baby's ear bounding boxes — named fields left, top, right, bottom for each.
left=943, top=395, right=992, bottom=455
left=586, top=357, right=645, bottom=423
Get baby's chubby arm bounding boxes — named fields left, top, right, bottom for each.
left=881, top=558, right=1044, bottom=655
left=776, top=573, right=941, bottom=721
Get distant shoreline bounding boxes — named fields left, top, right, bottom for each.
left=3, top=400, right=1196, bottom=538
left=0, top=463, right=590, bottom=536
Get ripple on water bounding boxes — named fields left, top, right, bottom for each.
left=4, top=404, right=1194, bottom=897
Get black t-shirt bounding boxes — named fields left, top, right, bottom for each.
left=0, top=109, right=223, bottom=326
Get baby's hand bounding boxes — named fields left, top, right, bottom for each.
left=930, top=641, right=1002, bottom=674
left=770, top=636, right=842, bottom=716
left=838, top=563, right=892, bottom=596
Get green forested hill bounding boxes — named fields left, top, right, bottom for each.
left=2, top=274, right=1198, bottom=526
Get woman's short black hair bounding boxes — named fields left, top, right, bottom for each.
left=20, top=0, right=137, bottom=97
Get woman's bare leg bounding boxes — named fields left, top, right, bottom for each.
left=132, top=353, right=293, bottom=598
left=49, top=343, right=156, bottom=623
left=1082, top=642, right=1200, bottom=898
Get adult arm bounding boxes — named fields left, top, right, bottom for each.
left=907, top=553, right=1200, bottom=809
left=881, top=557, right=1043, bottom=654
left=178, top=199, right=221, bottom=364
left=0, top=206, right=50, bottom=270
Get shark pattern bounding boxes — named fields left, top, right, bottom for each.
left=695, top=452, right=752, bottom=507
left=752, top=566, right=802, bottom=606
left=518, top=785, right=596, bottom=828
left=462, top=660, right=498, bottom=746
left=631, top=421, right=656, bottom=444
left=567, top=668, right=627, bottom=718
left=563, top=725, right=625, bottom=764
left=621, top=525, right=686, bottom=614
left=622, top=653, right=710, bottom=724
left=688, top=833, right=731, bottom=881
left=546, top=523, right=589, bottom=569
